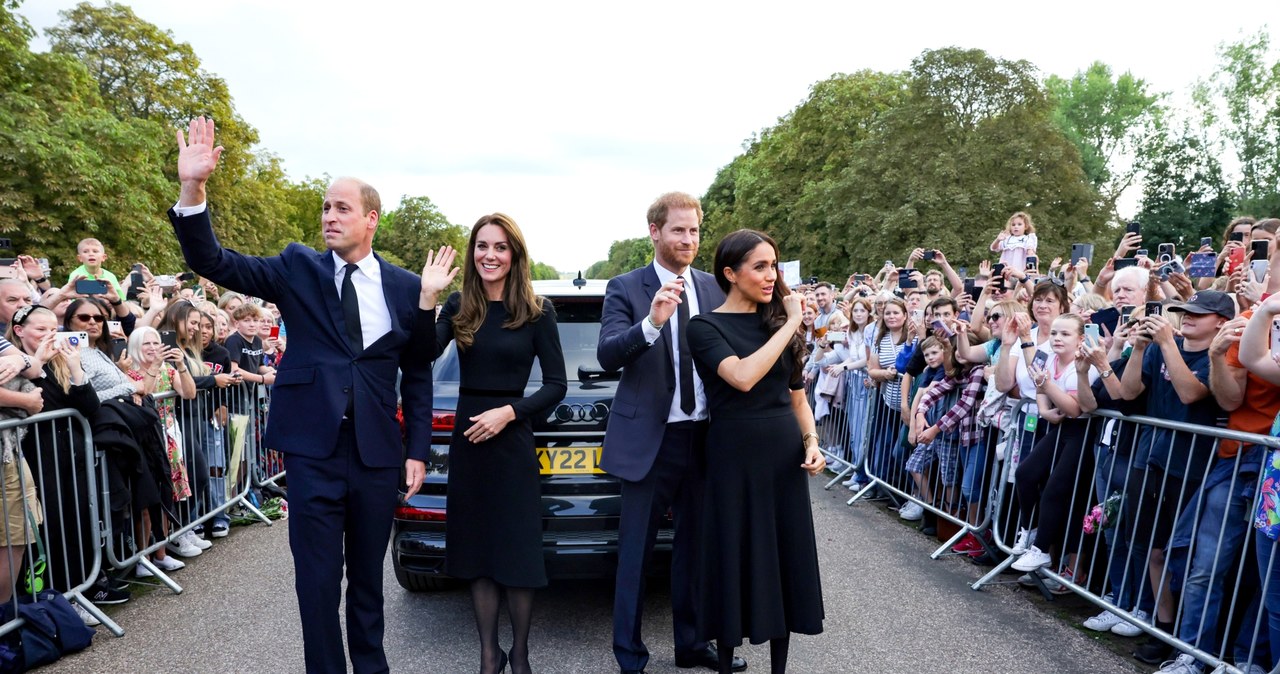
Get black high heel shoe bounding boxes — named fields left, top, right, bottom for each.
left=497, top=650, right=508, bottom=674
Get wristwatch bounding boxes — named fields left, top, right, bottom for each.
left=1020, top=341, right=1035, bottom=349
left=1100, top=369, right=1114, bottom=379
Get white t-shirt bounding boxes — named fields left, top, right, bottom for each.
left=1012, top=328, right=1099, bottom=416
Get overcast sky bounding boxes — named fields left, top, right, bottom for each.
left=20, top=1, right=1278, bottom=271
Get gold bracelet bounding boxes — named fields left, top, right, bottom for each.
left=802, top=431, right=819, bottom=446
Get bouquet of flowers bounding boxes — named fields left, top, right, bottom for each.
left=1083, top=492, right=1122, bottom=535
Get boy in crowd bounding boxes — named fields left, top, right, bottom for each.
left=1118, top=291, right=1232, bottom=665
left=225, top=303, right=276, bottom=387
left=66, top=238, right=123, bottom=299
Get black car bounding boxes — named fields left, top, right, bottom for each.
left=393, top=279, right=673, bottom=591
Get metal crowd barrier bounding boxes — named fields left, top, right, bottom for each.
left=840, top=367, right=1020, bottom=561
left=97, top=384, right=273, bottom=599
left=968, top=408, right=1280, bottom=674
left=0, top=408, right=119, bottom=636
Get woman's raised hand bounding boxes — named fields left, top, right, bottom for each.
left=419, top=246, right=460, bottom=306
left=782, top=292, right=804, bottom=324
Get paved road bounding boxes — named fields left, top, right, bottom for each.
left=56, top=478, right=1141, bottom=673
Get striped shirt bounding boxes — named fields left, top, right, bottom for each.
left=876, top=332, right=906, bottom=408
left=917, top=365, right=987, bottom=448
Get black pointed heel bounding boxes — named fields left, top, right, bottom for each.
left=499, top=650, right=509, bottom=674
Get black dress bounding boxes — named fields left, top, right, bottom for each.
left=687, top=311, right=824, bottom=646
left=432, top=293, right=567, bottom=588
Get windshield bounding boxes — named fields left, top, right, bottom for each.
left=432, top=296, right=604, bottom=382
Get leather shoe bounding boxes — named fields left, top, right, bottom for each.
left=675, top=644, right=747, bottom=672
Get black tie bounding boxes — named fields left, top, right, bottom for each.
left=341, top=263, right=363, bottom=354
left=676, top=275, right=694, bottom=415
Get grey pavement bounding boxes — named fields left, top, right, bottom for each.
left=54, top=479, right=1141, bottom=673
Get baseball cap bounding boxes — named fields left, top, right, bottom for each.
left=1166, top=290, right=1235, bottom=319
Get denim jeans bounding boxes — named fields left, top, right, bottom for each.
left=203, top=420, right=231, bottom=527
left=1256, top=530, right=1280, bottom=669
left=1093, top=444, right=1149, bottom=612
left=960, top=443, right=988, bottom=505
left=1173, top=450, right=1261, bottom=661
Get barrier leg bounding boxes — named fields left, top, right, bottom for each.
left=70, top=589, right=123, bottom=637
left=932, top=527, right=970, bottom=560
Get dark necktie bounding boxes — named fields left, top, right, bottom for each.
left=676, top=275, right=694, bottom=415
left=341, top=263, right=363, bottom=354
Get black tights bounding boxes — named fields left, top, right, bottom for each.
left=470, top=578, right=534, bottom=674
left=718, top=637, right=790, bottom=674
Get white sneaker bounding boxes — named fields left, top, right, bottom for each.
left=152, top=555, right=186, bottom=572
left=1083, top=608, right=1126, bottom=632
left=73, top=602, right=100, bottom=627
left=211, top=524, right=230, bottom=538
left=1112, top=608, right=1150, bottom=637
left=1155, top=653, right=1203, bottom=673
left=1011, top=527, right=1032, bottom=555
left=1011, top=545, right=1051, bottom=572
left=166, top=534, right=202, bottom=558
left=184, top=531, right=212, bottom=550
left=898, top=502, right=924, bottom=521
left=135, top=562, right=153, bottom=578
left=848, top=481, right=866, bottom=491
left=1211, top=664, right=1266, bottom=674
left=841, top=476, right=859, bottom=486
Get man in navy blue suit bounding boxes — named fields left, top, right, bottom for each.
left=597, top=193, right=745, bottom=673
left=167, top=117, right=433, bottom=674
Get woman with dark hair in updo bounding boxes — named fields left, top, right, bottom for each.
left=687, top=228, right=825, bottom=674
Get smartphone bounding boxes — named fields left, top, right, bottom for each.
left=269, top=326, right=281, bottom=340
left=159, top=330, right=180, bottom=350
left=1145, top=301, right=1163, bottom=317
left=1114, top=258, right=1137, bottom=271
left=991, top=263, right=1006, bottom=277
left=1158, top=243, right=1175, bottom=262
left=1091, top=307, right=1120, bottom=335
left=898, top=269, right=918, bottom=289
left=922, top=250, right=936, bottom=261
left=0, top=267, right=15, bottom=280
left=107, top=320, right=122, bottom=335
left=1031, top=350, right=1049, bottom=371
left=1228, top=247, right=1247, bottom=274
left=1071, top=243, right=1094, bottom=266
left=1252, top=259, right=1268, bottom=284
left=1136, top=248, right=1149, bottom=258
left=55, top=331, right=89, bottom=349
left=111, top=338, right=127, bottom=361
left=0, top=237, right=11, bottom=250
left=1120, top=305, right=1135, bottom=324
left=853, top=273, right=866, bottom=283
left=1125, top=221, right=1141, bottom=236
left=808, top=276, right=818, bottom=285
left=825, top=331, right=847, bottom=344
left=963, top=278, right=977, bottom=298
left=0, top=257, right=15, bottom=267
left=1186, top=252, right=1218, bottom=278
left=1201, top=237, right=1214, bottom=249
left=1273, top=319, right=1280, bottom=357
left=929, top=319, right=955, bottom=338
left=911, top=309, right=924, bottom=322
left=75, top=279, right=108, bottom=295
left=38, top=258, right=50, bottom=274
left=177, top=272, right=196, bottom=283
left=1025, top=255, right=1038, bottom=271
left=957, top=267, right=968, bottom=278
left=155, top=274, right=177, bottom=288
left=1084, top=323, right=1101, bottom=343
left=1231, top=231, right=1246, bottom=243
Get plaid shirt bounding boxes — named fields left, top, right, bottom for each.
left=918, top=365, right=986, bottom=448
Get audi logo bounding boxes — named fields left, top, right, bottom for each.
left=552, top=402, right=610, bottom=423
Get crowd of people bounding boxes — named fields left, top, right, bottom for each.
left=0, top=238, right=285, bottom=629
left=799, top=211, right=1280, bottom=674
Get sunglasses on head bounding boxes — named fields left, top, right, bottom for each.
left=74, top=313, right=104, bottom=323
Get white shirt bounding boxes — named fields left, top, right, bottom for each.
left=640, top=261, right=707, bottom=423
left=172, top=201, right=392, bottom=350
left=332, top=251, right=391, bottom=350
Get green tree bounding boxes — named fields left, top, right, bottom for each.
left=376, top=195, right=469, bottom=272
left=585, top=237, right=652, bottom=279
left=816, top=48, right=1106, bottom=274
left=1133, top=119, right=1235, bottom=247
left=530, top=261, right=559, bottom=280
left=1046, top=62, right=1163, bottom=221
left=1196, top=30, right=1280, bottom=216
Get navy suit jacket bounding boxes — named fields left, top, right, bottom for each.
left=597, top=264, right=724, bottom=482
left=168, top=207, right=433, bottom=469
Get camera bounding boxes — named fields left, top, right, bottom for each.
left=922, top=250, right=936, bottom=261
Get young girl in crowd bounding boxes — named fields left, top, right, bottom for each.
left=990, top=212, right=1038, bottom=273
left=1010, top=315, right=1100, bottom=589
left=834, top=298, right=875, bottom=490
left=810, top=311, right=851, bottom=469
left=866, top=297, right=909, bottom=487
left=198, top=309, right=235, bottom=537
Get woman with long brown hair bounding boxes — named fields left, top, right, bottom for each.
left=419, top=213, right=567, bottom=674
left=687, top=228, right=825, bottom=674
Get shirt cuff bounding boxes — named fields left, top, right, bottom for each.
left=640, top=317, right=661, bottom=345
left=172, top=201, right=207, bottom=217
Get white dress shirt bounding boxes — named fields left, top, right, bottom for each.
left=640, top=261, right=707, bottom=423
left=172, top=201, right=392, bottom=349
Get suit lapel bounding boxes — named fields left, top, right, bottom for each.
left=690, top=269, right=722, bottom=314
left=316, top=250, right=356, bottom=358
left=375, top=253, right=403, bottom=337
